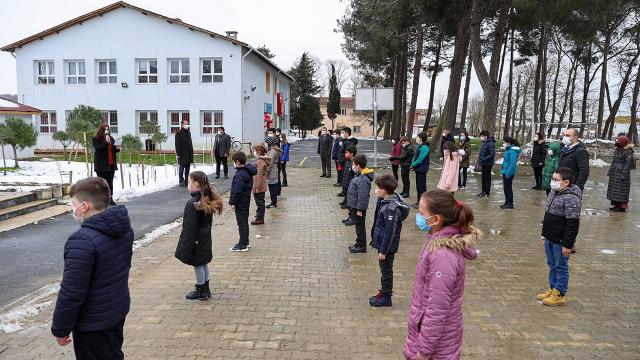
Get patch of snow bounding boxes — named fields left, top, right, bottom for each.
left=132, top=220, right=182, bottom=251
left=590, top=158, right=610, bottom=167
left=489, top=229, right=502, bottom=235
left=584, top=138, right=615, bottom=145
left=601, top=249, right=617, bottom=255
left=0, top=282, right=60, bottom=334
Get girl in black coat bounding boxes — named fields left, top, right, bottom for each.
left=92, top=124, right=120, bottom=205
left=175, top=171, right=223, bottom=300
left=530, top=132, right=547, bottom=190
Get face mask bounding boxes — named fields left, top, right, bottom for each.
left=70, top=202, right=85, bottom=223
left=534, top=136, right=539, bottom=141
left=268, top=133, right=274, bottom=138
left=460, top=136, right=465, bottom=141
left=547, top=149, right=553, bottom=156
left=503, top=143, right=509, bottom=148
left=333, top=134, right=338, bottom=139
left=402, top=143, right=408, bottom=147
left=218, top=131, right=223, bottom=135
left=481, top=137, right=486, bottom=142
left=105, top=130, right=110, bottom=135
left=562, top=136, right=571, bottom=146
left=183, top=125, right=190, bottom=129
left=276, top=132, right=280, bottom=136
left=352, top=165, right=358, bottom=173
left=415, top=213, right=431, bottom=232
left=550, top=180, right=563, bottom=191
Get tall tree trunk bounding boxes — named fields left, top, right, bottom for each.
left=400, top=46, right=409, bottom=137
left=548, top=35, right=563, bottom=138
left=470, top=0, right=511, bottom=135
left=603, top=44, right=640, bottom=139
left=630, top=65, right=640, bottom=146
left=423, top=37, right=442, bottom=132
left=533, top=26, right=544, bottom=133
left=391, top=55, right=401, bottom=140
left=563, top=58, right=579, bottom=139
left=406, top=26, right=424, bottom=137
left=12, top=145, right=19, bottom=168
left=504, top=27, right=515, bottom=138
left=557, top=57, right=576, bottom=138
left=432, top=0, right=472, bottom=153
left=538, top=30, right=548, bottom=134
left=511, top=74, right=522, bottom=139
left=597, top=32, right=611, bottom=139
left=580, top=45, right=592, bottom=138
left=460, top=52, right=473, bottom=132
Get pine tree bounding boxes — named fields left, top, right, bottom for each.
left=327, top=64, right=341, bottom=130
left=290, top=53, right=323, bottom=134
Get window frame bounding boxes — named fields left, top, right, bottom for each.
left=96, top=59, right=117, bottom=84
left=136, top=58, right=158, bottom=84
left=168, top=58, right=190, bottom=84
left=35, top=60, right=55, bottom=84
left=39, top=111, right=57, bottom=133
left=100, top=110, right=118, bottom=134
left=200, top=110, right=223, bottom=135
left=266, top=71, right=271, bottom=93
left=168, top=111, right=190, bottom=134
left=200, top=58, right=223, bottom=83
left=353, top=125, right=361, bottom=134
left=65, top=60, right=86, bottom=85
left=136, top=110, right=159, bottom=134
left=340, top=108, right=347, bottom=116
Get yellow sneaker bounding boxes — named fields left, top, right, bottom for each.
left=536, top=288, right=554, bottom=301
left=542, top=289, right=565, bottom=306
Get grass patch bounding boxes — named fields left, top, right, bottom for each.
left=0, top=166, right=17, bottom=172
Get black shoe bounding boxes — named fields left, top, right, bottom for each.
left=333, top=183, right=342, bottom=187
left=326, top=175, right=331, bottom=178
left=266, top=204, right=277, bottom=209
left=500, top=203, right=514, bottom=209
left=341, top=218, right=350, bottom=223
left=337, top=192, right=345, bottom=197
left=282, top=182, right=288, bottom=187
left=344, top=219, right=355, bottom=226
left=186, top=284, right=209, bottom=300
left=224, top=175, right=228, bottom=179
left=477, top=192, right=485, bottom=197
left=230, top=243, right=249, bottom=252
left=340, top=204, right=348, bottom=209
left=349, top=245, right=367, bottom=254
left=320, top=174, right=326, bottom=178
left=215, top=175, right=220, bottom=179
left=204, top=280, right=212, bottom=297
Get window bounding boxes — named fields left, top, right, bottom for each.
left=137, top=111, right=159, bottom=134
left=100, top=110, right=118, bottom=134
left=201, top=110, right=223, bottom=134
left=353, top=125, right=361, bottom=134
left=168, top=111, right=190, bottom=134
left=168, top=58, right=190, bottom=83
left=136, top=59, right=158, bottom=84
left=97, top=60, right=117, bottom=84
left=200, top=58, right=223, bottom=83
left=266, top=71, right=271, bottom=93
left=35, top=60, right=55, bottom=84
left=340, top=108, right=347, bottom=116
left=39, top=111, right=57, bottom=133
left=65, top=60, right=86, bottom=84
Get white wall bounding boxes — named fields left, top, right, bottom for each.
left=15, top=7, right=243, bottom=151
left=0, top=114, right=36, bottom=159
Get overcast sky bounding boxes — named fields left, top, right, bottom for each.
left=0, top=0, right=480, bottom=109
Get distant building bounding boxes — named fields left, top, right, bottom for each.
left=1, top=1, right=292, bottom=152
left=313, top=97, right=374, bottom=136
left=0, top=96, right=41, bottom=159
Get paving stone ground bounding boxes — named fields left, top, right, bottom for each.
left=0, top=164, right=638, bottom=359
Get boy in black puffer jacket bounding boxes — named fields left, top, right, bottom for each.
left=229, top=152, right=257, bottom=252
left=339, top=146, right=358, bottom=211
left=369, top=175, right=410, bottom=307
left=51, top=177, right=134, bottom=358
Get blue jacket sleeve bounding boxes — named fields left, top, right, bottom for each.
left=481, top=143, right=495, bottom=163
left=51, top=234, right=96, bottom=337
left=411, top=146, right=429, bottom=168
left=229, top=175, right=241, bottom=205
left=378, top=208, right=400, bottom=255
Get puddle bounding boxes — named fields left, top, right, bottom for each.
left=582, top=209, right=611, bottom=216
left=601, top=249, right=617, bottom=255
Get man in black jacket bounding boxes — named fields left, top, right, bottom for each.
left=52, top=177, right=133, bottom=358
left=317, top=127, right=334, bottom=178
left=558, top=128, right=590, bottom=191
left=213, top=126, right=232, bottom=179
left=175, top=119, right=194, bottom=187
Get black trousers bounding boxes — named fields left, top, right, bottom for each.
left=215, top=156, right=228, bottom=177
left=268, top=183, right=278, bottom=205
left=253, top=192, right=265, bottom=219
left=400, top=166, right=411, bottom=195
left=235, top=207, right=249, bottom=247
left=322, top=154, right=332, bottom=177
left=72, top=317, right=125, bottom=360
left=277, top=162, right=282, bottom=193
left=281, top=161, right=288, bottom=185
left=481, top=165, right=493, bottom=195
left=336, top=160, right=343, bottom=183
left=379, top=252, right=396, bottom=296
left=458, top=167, right=468, bottom=187
left=96, top=169, right=115, bottom=196
left=349, top=208, right=367, bottom=247
left=178, top=164, right=190, bottom=185
left=533, top=166, right=543, bottom=187
left=391, top=165, right=399, bottom=180
left=415, top=171, right=427, bottom=201
left=503, top=174, right=514, bottom=205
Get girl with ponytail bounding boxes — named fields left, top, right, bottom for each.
left=404, top=189, right=482, bottom=360
left=174, top=171, right=223, bottom=301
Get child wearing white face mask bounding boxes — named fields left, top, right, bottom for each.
left=541, top=141, right=561, bottom=196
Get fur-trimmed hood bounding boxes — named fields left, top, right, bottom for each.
left=255, top=155, right=271, bottom=165
left=427, top=226, right=482, bottom=259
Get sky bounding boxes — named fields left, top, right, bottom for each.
left=0, top=0, right=482, bottom=109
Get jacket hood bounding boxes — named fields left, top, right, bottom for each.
left=382, top=193, right=410, bottom=221
left=242, top=164, right=258, bottom=176
left=507, top=145, right=523, bottom=154
left=427, top=225, right=482, bottom=260
left=486, top=137, right=496, bottom=143
left=548, top=141, right=561, bottom=155
left=256, top=155, right=271, bottom=165
left=360, top=168, right=375, bottom=181
left=349, top=137, right=359, bottom=145
left=81, top=205, right=132, bottom=238
left=556, top=184, right=583, bottom=198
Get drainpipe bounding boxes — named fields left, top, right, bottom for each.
left=241, top=48, right=253, bottom=142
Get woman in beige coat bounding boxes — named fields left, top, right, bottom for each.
left=251, top=144, right=270, bottom=225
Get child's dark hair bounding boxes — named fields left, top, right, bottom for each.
left=417, top=132, right=429, bottom=144
left=352, top=154, right=367, bottom=168
left=554, top=167, right=575, bottom=184
left=480, top=130, right=490, bottom=137
left=189, top=171, right=223, bottom=215
left=421, top=189, right=475, bottom=234
left=445, top=141, right=457, bottom=160
left=232, top=151, right=247, bottom=165
left=70, top=177, right=110, bottom=210
left=267, top=127, right=276, bottom=133
left=400, top=136, right=410, bottom=143
left=460, top=130, right=470, bottom=143
left=345, top=145, right=357, bottom=155
left=536, top=132, right=545, bottom=140
left=254, top=144, right=267, bottom=156
left=503, top=136, right=520, bottom=147
left=342, top=127, right=352, bottom=136
left=375, top=174, right=398, bottom=194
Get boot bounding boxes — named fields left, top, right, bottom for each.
left=542, top=289, right=565, bottom=306
left=204, top=280, right=212, bottom=298
left=251, top=218, right=265, bottom=225
left=185, top=284, right=209, bottom=300
left=369, top=290, right=392, bottom=307
left=536, top=288, right=554, bottom=301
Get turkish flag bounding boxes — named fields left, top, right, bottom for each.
left=277, top=92, right=283, bottom=116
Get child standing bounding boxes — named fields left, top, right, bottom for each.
left=541, top=141, right=561, bottom=196
left=500, top=137, right=522, bottom=209
left=251, top=145, right=270, bottom=225
left=369, top=175, right=410, bottom=307
left=458, top=131, right=471, bottom=189
left=266, top=139, right=282, bottom=208
left=229, top=152, right=257, bottom=252
left=390, top=138, right=402, bottom=180
left=537, top=167, right=582, bottom=306
left=175, top=171, right=224, bottom=300
left=404, top=190, right=481, bottom=360
left=339, top=145, right=357, bottom=212
left=410, top=132, right=430, bottom=209
left=346, top=154, right=375, bottom=254
left=390, top=136, right=414, bottom=198
left=437, top=141, right=462, bottom=194
left=280, top=133, right=290, bottom=187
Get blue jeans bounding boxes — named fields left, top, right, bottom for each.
left=544, top=239, right=569, bottom=295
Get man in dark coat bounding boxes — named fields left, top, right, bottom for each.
left=317, top=127, right=334, bottom=178
left=175, top=119, right=194, bottom=187
left=51, top=177, right=133, bottom=359
left=213, top=126, right=232, bottom=179
left=558, top=128, right=590, bottom=191
left=477, top=131, right=496, bottom=197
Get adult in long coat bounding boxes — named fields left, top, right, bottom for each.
left=175, top=120, right=194, bottom=187
left=607, top=136, right=635, bottom=212
left=530, top=132, right=547, bottom=189
left=92, top=123, right=120, bottom=205
left=213, top=127, right=232, bottom=179
left=317, top=127, right=334, bottom=178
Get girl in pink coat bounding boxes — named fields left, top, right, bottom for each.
left=404, top=189, right=482, bottom=360
left=437, top=141, right=462, bottom=193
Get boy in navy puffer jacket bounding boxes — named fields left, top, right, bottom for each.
left=229, top=151, right=257, bottom=252
left=52, top=177, right=134, bottom=358
left=369, top=175, right=410, bottom=307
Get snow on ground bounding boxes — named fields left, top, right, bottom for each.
left=1, top=159, right=215, bottom=201
left=132, top=220, right=181, bottom=251
left=590, top=158, right=610, bottom=167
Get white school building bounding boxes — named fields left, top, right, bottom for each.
left=1, top=1, right=292, bottom=153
